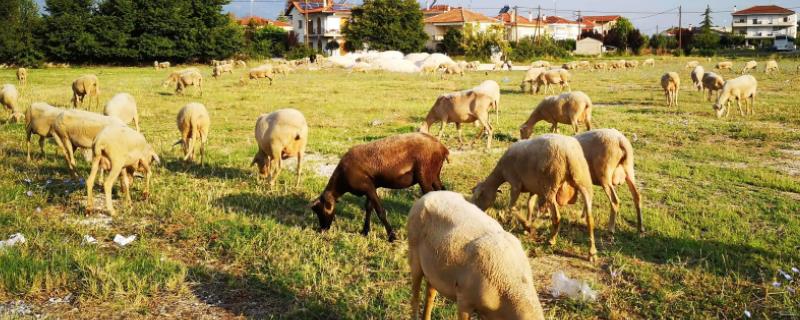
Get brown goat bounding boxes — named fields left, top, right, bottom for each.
left=311, top=133, right=449, bottom=242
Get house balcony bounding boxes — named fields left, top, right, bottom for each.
left=733, top=20, right=795, bottom=27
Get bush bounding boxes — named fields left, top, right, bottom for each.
left=247, top=25, right=288, bottom=59
left=441, top=28, right=464, bottom=55
left=342, top=0, right=427, bottom=53
left=462, top=24, right=508, bottom=61
left=286, top=46, right=320, bottom=60
left=509, top=36, right=569, bottom=61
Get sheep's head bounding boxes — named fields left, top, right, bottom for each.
left=471, top=182, right=497, bottom=211
left=8, top=112, right=23, bottom=123
left=519, top=124, right=533, bottom=140
left=712, top=103, right=725, bottom=118
left=251, top=152, right=269, bottom=177
left=311, top=192, right=336, bottom=230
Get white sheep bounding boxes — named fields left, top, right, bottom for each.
left=690, top=65, right=705, bottom=92
left=441, top=63, right=464, bottom=79
left=175, top=103, right=210, bottom=164
left=577, top=60, right=591, bottom=70
left=473, top=80, right=501, bottom=123
left=714, top=61, right=733, bottom=72
left=562, top=61, right=578, bottom=70
left=701, top=72, right=725, bottom=102
left=408, top=191, right=545, bottom=320
left=472, top=134, right=597, bottom=261
left=85, top=125, right=159, bottom=216
left=520, top=91, right=592, bottom=137
left=419, top=90, right=493, bottom=149
left=162, top=68, right=200, bottom=87
left=103, top=93, right=140, bottom=131
left=520, top=67, right=546, bottom=94
left=741, top=60, right=757, bottom=74
left=713, top=75, right=757, bottom=118
left=534, top=69, right=571, bottom=95
left=248, top=65, right=274, bottom=85
left=16, top=68, right=27, bottom=86
left=175, top=70, right=203, bottom=96
left=609, top=60, right=626, bottom=70
left=71, top=75, right=101, bottom=109
left=531, top=60, right=550, bottom=68
left=574, top=129, right=643, bottom=233
left=624, top=60, right=639, bottom=70
left=25, top=102, right=63, bottom=160
left=765, top=60, right=779, bottom=74
left=1, top=84, right=23, bottom=123
left=52, top=109, right=125, bottom=172
left=660, top=72, right=680, bottom=107
left=593, top=62, right=607, bottom=71
left=252, top=108, right=308, bottom=187
left=235, top=60, right=247, bottom=68
left=685, top=61, right=700, bottom=69
left=643, top=58, right=655, bottom=67
left=153, top=61, right=159, bottom=70
left=212, top=63, right=233, bottom=79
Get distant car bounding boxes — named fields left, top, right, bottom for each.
left=774, top=35, right=797, bottom=51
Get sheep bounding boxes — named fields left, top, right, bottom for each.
left=741, top=60, right=757, bottom=74
left=251, top=108, right=308, bottom=187
left=310, top=132, right=448, bottom=242
left=685, top=61, right=700, bottom=69
left=574, top=129, right=643, bottom=234
left=153, top=61, right=159, bottom=70
left=533, top=69, right=572, bottom=95
left=609, top=60, right=626, bottom=70
left=441, top=63, right=464, bottom=78
left=71, top=74, right=100, bottom=110
left=212, top=63, right=233, bottom=79
left=25, top=102, right=63, bottom=160
left=715, top=61, right=733, bottom=72
left=473, top=80, right=501, bottom=123
left=248, top=65, right=274, bottom=85
left=0, top=84, right=23, bottom=123
left=660, top=72, right=680, bottom=107
left=162, top=68, right=201, bottom=87
left=531, top=60, right=550, bottom=68
left=407, top=191, right=545, bottom=320
left=690, top=65, right=705, bottom=92
left=468, top=60, right=481, bottom=70
left=456, top=60, right=469, bottom=71
left=643, top=58, right=655, bottom=67
left=273, top=64, right=292, bottom=76
left=577, top=60, right=591, bottom=70
left=519, top=91, right=592, bottom=137
left=235, top=60, right=247, bottom=68
left=520, top=67, right=547, bottom=94
left=702, top=72, right=725, bottom=102
left=211, top=59, right=223, bottom=67
left=713, top=75, right=757, bottom=118
left=765, top=60, right=779, bottom=74
left=419, top=90, right=493, bottom=149
left=593, top=62, right=607, bottom=71
left=52, top=109, right=125, bottom=173
left=85, top=125, right=159, bottom=216
left=16, top=68, right=27, bottom=85
left=562, top=61, right=578, bottom=70
left=103, top=93, right=140, bottom=131
left=472, top=134, right=597, bottom=261
left=175, top=70, right=203, bottom=96
left=174, top=103, right=210, bottom=165
left=624, top=60, right=639, bottom=70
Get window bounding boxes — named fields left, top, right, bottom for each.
left=752, top=19, right=758, bottom=24
left=298, top=20, right=302, bottom=29
left=784, top=17, right=789, bottom=22
left=317, top=18, right=322, bottom=33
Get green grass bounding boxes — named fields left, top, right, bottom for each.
left=1, top=57, right=800, bottom=318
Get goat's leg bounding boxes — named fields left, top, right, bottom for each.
left=361, top=198, right=373, bottom=236
left=366, top=189, right=395, bottom=241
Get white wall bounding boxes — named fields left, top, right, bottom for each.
left=548, top=23, right=580, bottom=41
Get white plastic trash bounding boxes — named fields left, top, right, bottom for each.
left=550, top=271, right=597, bottom=301
left=82, top=235, right=97, bottom=245
left=113, top=234, right=136, bottom=246
left=0, top=233, right=26, bottom=249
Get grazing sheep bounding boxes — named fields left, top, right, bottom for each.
left=534, top=69, right=572, bottom=95
left=609, top=60, right=626, bottom=70
left=419, top=90, right=494, bottom=149
left=741, top=60, right=757, bottom=74
left=643, top=58, right=655, bottom=67
left=456, top=60, right=469, bottom=71
left=153, top=61, right=159, bottom=70
left=660, top=72, right=680, bottom=107
left=593, top=62, right=607, bottom=71
left=691, top=65, right=705, bottom=92
left=562, top=61, right=578, bottom=70
left=310, top=133, right=448, bottom=242
left=519, top=91, right=592, bottom=137
left=468, top=60, right=481, bottom=70
left=273, top=64, right=292, bottom=76
left=685, top=61, right=700, bottom=69
left=162, top=68, right=201, bottom=87
left=235, top=60, right=247, bottom=68
left=408, top=191, right=545, bottom=320
left=86, top=125, right=159, bottom=216
left=473, top=80, right=501, bottom=123
left=211, top=59, right=223, bottom=67
left=103, top=93, right=139, bottom=131
left=71, top=74, right=101, bottom=109
left=175, top=70, right=203, bottom=96
left=251, top=108, right=308, bottom=187
left=531, top=60, right=550, bottom=68
left=25, top=102, right=63, bottom=160
left=158, top=61, right=170, bottom=69
left=441, top=63, right=464, bottom=78
left=624, top=60, right=639, bottom=70
left=52, top=109, right=125, bottom=172
left=715, top=61, right=733, bottom=72
left=0, top=84, right=23, bottom=123
left=248, top=65, right=274, bottom=85
left=577, top=60, right=591, bottom=70
left=16, top=68, right=27, bottom=85
left=174, top=103, right=210, bottom=165
left=765, top=60, right=779, bottom=74
left=574, top=129, right=643, bottom=233
left=212, top=64, right=233, bottom=79
left=472, top=134, right=597, bottom=261
left=702, top=72, right=725, bottom=102
left=713, top=75, right=757, bottom=118
left=520, top=67, right=547, bottom=94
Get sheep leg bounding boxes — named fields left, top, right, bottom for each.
left=142, top=164, right=151, bottom=200
left=361, top=198, right=373, bottom=236
left=550, top=122, right=558, bottom=133
left=26, top=131, right=33, bottom=161
left=85, top=154, right=103, bottom=213
left=437, top=121, right=446, bottom=139
left=749, top=95, right=755, bottom=115
left=526, top=193, right=539, bottom=226
left=184, top=135, right=195, bottom=162
left=578, top=185, right=597, bottom=262
left=103, top=164, right=124, bottom=216
left=547, top=200, right=561, bottom=246
left=508, top=185, right=531, bottom=233
left=475, top=116, right=492, bottom=150
left=409, top=257, right=423, bottom=320
left=603, top=184, right=621, bottom=233
left=200, top=135, right=207, bottom=166
left=366, top=189, right=395, bottom=242
left=625, top=174, right=644, bottom=233
left=494, top=101, right=500, bottom=125
left=455, top=123, right=463, bottom=147
left=120, top=170, right=132, bottom=205
left=295, top=151, right=303, bottom=188
left=664, top=91, right=670, bottom=107
left=422, top=281, right=437, bottom=320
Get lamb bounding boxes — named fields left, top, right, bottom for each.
left=531, top=60, right=550, bottom=68
left=690, top=65, right=705, bottom=92
left=562, top=61, right=578, bottom=70
left=25, top=102, right=63, bottom=160
left=251, top=108, right=308, bottom=187
left=685, top=61, right=700, bottom=69
left=419, top=90, right=494, bottom=149
left=175, top=70, right=203, bottom=96
left=212, top=63, right=233, bottom=79
left=16, top=68, right=27, bottom=85
left=574, top=129, right=643, bottom=234
left=52, top=109, right=125, bottom=173
left=441, top=63, right=464, bottom=78
left=273, top=64, right=292, bottom=76
left=173, top=103, right=211, bottom=165
left=643, top=58, right=655, bottom=67
left=85, top=125, right=159, bottom=216
left=741, top=60, right=757, bottom=74
left=472, top=134, right=597, bottom=261
left=1, top=84, right=23, bottom=123
left=702, top=72, right=725, bottom=102
left=162, top=68, right=201, bottom=87
left=660, top=72, right=680, bottom=107
left=593, top=62, right=607, bottom=71
left=715, top=61, right=733, bottom=72
left=103, top=92, right=140, bottom=131
left=473, top=80, right=501, bottom=123
left=71, top=74, right=100, bottom=109
left=765, top=60, right=779, bottom=74
left=624, top=60, right=639, bottom=70
left=519, top=91, right=593, bottom=137
left=520, top=67, right=546, bottom=94
left=467, top=60, right=481, bottom=70
left=533, top=69, right=572, bottom=95
left=713, top=75, right=757, bottom=118
left=157, top=61, right=170, bottom=69
left=310, top=133, right=448, bottom=242
left=407, top=191, right=545, bottom=320
left=248, top=65, right=274, bottom=85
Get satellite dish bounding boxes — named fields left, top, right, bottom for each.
left=499, top=5, right=510, bottom=14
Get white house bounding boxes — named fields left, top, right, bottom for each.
left=495, top=11, right=547, bottom=42
left=579, top=15, right=621, bottom=36
left=545, top=16, right=581, bottom=41
left=731, top=5, right=797, bottom=43
left=423, top=7, right=501, bottom=50
left=284, top=0, right=351, bottom=56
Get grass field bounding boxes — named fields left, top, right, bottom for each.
left=1, top=57, right=799, bottom=319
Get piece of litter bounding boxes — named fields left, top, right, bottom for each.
left=25, top=191, right=33, bottom=197
left=82, top=235, right=97, bottom=245
left=550, top=271, right=597, bottom=302
left=772, top=281, right=781, bottom=288
left=0, top=233, right=26, bottom=249
left=792, top=267, right=799, bottom=273
left=24, top=178, right=31, bottom=183
left=369, top=119, right=383, bottom=127
left=779, top=269, right=792, bottom=280
left=113, top=234, right=136, bottom=246
left=789, top=287, right=796, bottom=294
left=744, top=310, right=752, bottom=318
left=35, top=207, right=41, bottom=213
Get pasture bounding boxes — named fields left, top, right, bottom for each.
left=1, top=57, right=799, bottom=319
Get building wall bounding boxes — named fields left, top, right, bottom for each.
left=575, top=38, right=602, bottom=55
left=507, top=25, right=544, bottom=41
left=548, top=23, right=580, bottom=41
left=732, top=13, right=797, bottom=39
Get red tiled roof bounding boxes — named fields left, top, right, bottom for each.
left=286, top=1, right=351, bottom=15
left=495, top=13, right=544, bottom=26
left=582, top=15, right=621, bottom=23
left=545, top=16, right=578, bottom=25
left=733, top=5, right=795, bottom=15
left=423, top=5, right=452, bottom=13
left=425, top=8, right=499, bottom=24
left=238, top=16, right=290, bottom=27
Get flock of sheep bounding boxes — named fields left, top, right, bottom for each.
left=0, top=55, right=786, bottom=319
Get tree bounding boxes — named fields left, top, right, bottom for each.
left=700, top=5, right=713, bottom=32
left=605, top=17, right=634, bottom=50
left=41, top=0, right=99, bottom=62
left=342, top=0, right=427, bottom=53
left=580, top=30, right=602, bottom=41
left=0, top=0, right=44, bottom=66
left=627, top=29, right=647, bottom=54
left=692, top=5, right=720, bottom=53
left=248, top=25, right=289, bottom=58
left=461, top=23, right=507, bottom=61
left=441, top=28, right=464, bottom=55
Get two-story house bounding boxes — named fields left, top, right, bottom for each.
left=495, top=11, right=547, bottom=42
left=238, top=16, right=293, bottom=32
left=545, top=16, right=581, bottom=41
left=284, top=0, right=351, bottom=56
left=731, top=5, right=797, bottom=47
left=579, top=15, right=621, bottom=36
left=423, top=7, right=501, bottom=51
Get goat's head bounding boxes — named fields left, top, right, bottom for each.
left=311, top=192, right=336, bottom=230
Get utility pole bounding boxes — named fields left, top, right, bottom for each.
left=304, top=0, right=310, bottom=48
left=678, top=6, right=682, bottom=51
left=514, top=6, right=519, bottom=43
left=577, top=10, right=582, bottom=40
left=536, top=5, right=542, bottom=44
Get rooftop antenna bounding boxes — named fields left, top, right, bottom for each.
left=249, top=0, right=253, bottom=17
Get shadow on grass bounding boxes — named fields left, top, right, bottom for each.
left=162, top=159, right=250, bottom=180
left=188, top=266, right=348, bottom=319
left=214, top=192, right=315, bottom=229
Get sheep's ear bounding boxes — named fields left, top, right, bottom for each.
left=496, top=189, right=503, bottom=194
left=308, top=198, right=321, bottom=209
